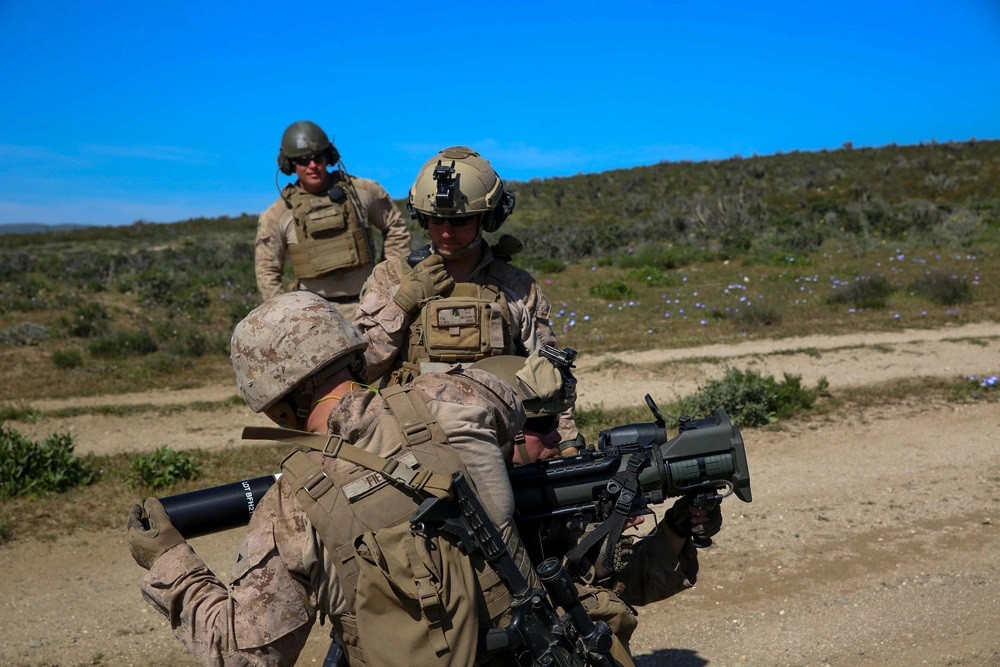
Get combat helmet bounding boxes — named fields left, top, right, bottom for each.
left=277, top=120, right=340, bottom=175
left=469, top=355, right=566, bottom=424
left=408, top=146, right=515, bottom=232
left=231, top=291, right=367, bottom=413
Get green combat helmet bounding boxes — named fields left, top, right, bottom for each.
left=408, top=146, right=515, bottom=232
left=230, top=291, right=367, bottom=413
left=277, top=120, right=340, bottom=175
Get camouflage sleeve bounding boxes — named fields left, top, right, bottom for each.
left=139, top=481, right=321, bottom=665
left=255, top=199, right=292, bottom=302
left=503, top=278, right=579, bottom=442
left=409, top=368, right=525, bottom=527
left=353, top=258, right=412, bottom=383
left=353, top=177, right=411, bottom=261
left=504, top=278, right=556, bottom=357
left=410, top=367, right=538, bottom=586
left=607, top=521, right=699, bottom=607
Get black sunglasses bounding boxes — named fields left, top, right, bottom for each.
left=524, top=414, right=559, bottom=434
left=291, top=153, right=326, bottom=167
left=422, top=212, right=481, bottom=227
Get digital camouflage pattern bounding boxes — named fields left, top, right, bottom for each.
left=139, top=366, right=533, bottom=665
left=230, top=291, right=368, bottom=413
left=255, top=175, right=410, bottom=303
left=354, top=244, right=580, bottom=441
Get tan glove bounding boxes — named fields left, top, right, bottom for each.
left=515, top=351, right=575, bottom=411
left=127, top=498, right=186, bottom=570
left=393, top=254, right=454, bottom=314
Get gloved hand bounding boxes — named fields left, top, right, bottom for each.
left=515, top=351, right=575, bottom=411
left=664, top=496, right=723, bottom=540
left=127, top=498, right=186, bottom=570
left=393, top=254, right=454, bottom=314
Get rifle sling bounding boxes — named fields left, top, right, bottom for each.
left=565, top=450, right=649, bottom=575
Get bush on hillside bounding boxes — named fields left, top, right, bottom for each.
left=0, top=424, right=97, bottom=498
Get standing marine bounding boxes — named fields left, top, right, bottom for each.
left=354, top=146, right=580, bottom=445
left=255, top=120, right=411, bottom=319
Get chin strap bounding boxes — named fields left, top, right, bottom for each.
left=432, top=236, right=482, bottom=261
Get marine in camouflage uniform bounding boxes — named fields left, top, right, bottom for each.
left=126, top=292, right=566, bottom=666
left=471, top=355, right=718, bottom=667
left=354, top=146, right=579, bottom=444
left=255, top=120, right=411, bottom=319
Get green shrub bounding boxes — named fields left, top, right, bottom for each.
left=624, top=267, right=676, bottom=288
left=826, top=274, right=896, bottom=309
left=727, top=304, right=783, bottom=328
left=527, top=257, right=567, bottom=274
left=130, top=446, right=201, bottom=490
left=88, top=330, right=158, bottom=358
left=616, top=245, right=706, bottom=270
left=51, top=348, right=84, bottom=369
left=588, top=280, right=637, bottom=300
left=674, top=368, right=826, bottom=427
left=908, top=271, right=972, bottom=306
left=0, top=424, right=97, bottom=498
left=61, top=301, right=110, bottom=337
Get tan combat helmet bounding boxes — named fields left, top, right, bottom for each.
left=408, top=146, right=515, bottom=232
left=469, top=355, right=566, bottom=420
left=277, top=120, right=340, bottom=175
left=231, top=291, right=368, bottom=413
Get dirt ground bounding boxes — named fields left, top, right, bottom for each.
left=1, top=322, right=998, bottom=666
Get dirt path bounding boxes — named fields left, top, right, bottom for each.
left=11, top=321, right=1000, bottom=457
left=2, top=324, right=999, bottom=666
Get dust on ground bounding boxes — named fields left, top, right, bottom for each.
left=2, top=322, right=999, bottom=666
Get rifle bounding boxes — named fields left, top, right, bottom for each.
left=412, top=471, right=619, bottom=666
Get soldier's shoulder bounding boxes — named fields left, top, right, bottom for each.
left=347, top=174, right=389, bottom=195
left=487, top=260, right=542, bottom=299
left=411, top=366, right=518, bottom=411
left=259, top=192, right=293, bottom=223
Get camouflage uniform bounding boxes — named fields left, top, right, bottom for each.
left=138, top=367, right=533, bottom=665
left=254, top=176, right=411, bottom=317
left=354, top=245, right=578, bottom=442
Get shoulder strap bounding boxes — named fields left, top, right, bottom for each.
left=242, top=425, right=453, bottom=500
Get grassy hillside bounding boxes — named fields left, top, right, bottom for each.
left=1, top=140, right=997, bottom=401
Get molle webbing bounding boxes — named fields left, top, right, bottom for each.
left=243, top=387, right=517, bottom=665
left=286, top=180, right=372, bottom=279
left=404, top=279, right=513, bottom=367
left=243, top=427, right=454, bottom=501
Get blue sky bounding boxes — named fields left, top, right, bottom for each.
left=1, top=0, right=998, bottom=226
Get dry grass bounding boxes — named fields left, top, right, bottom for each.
left=533, top=242, right=999, bottom=354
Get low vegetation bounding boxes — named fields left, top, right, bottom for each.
left=0, top=139, right=997, bottom=544
left=0, top=423, right=97, bottom=499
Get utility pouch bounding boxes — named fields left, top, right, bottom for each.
left=419, top=284, right=507, bottom=363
